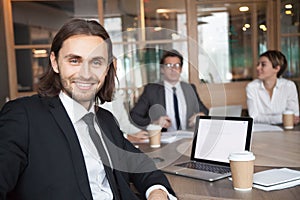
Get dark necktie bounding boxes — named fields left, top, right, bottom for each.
left=82, top=112, right=120, bottom=200
left=172, top=87, right=181, bottom=130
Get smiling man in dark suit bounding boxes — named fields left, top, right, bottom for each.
left=130, top=49, right=208, bottom=131
left=0, top=19, right=176, bottom=200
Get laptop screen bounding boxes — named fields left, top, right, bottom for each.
left=191, top=116, right=253, bottom=164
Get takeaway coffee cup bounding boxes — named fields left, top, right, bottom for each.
left=228, top=151, right=255, bottom=191
left=147, top=124, right=162, bottom=148
left=282, top=110, right=294, bottom=129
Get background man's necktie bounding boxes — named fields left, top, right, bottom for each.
left=82, top=112, right=120, bottom=200
left=172, top=87, right=181, bottom=130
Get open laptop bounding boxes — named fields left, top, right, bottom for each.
left=162, top=116, right=253, bottom=181
left=209, top=105, right=242, bottom=117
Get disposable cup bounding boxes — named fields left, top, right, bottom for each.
left=147, top=124, right=162, bottom=148
left=282, top=110, right=294, bottom=129
left=228, top=151, right=255, bottom=191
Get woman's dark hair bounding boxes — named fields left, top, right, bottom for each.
left=259, top=50, right=287, bottom=78
left=38, top=18, right=115, bottom=103
left=159, top=49, right=183, bottom=67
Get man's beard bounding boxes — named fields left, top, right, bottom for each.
left=61, top=77, right=101, bottom=106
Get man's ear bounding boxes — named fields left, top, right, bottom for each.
left=160, top=67, right=164, bottom=75
left=50, top=52, right=59, bottom=73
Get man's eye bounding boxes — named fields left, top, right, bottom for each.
left=93, top=60, right=101, bottom=65
left=70, top=58, right=79, bottom=64
left=91, top=59, right=104, bottom=67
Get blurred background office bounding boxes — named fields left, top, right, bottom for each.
left=1, top=0, right=299, bottom=112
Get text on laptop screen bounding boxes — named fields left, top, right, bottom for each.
left=194, top=118, right=249, bottom=163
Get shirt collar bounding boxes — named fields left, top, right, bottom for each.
left=164, top=80, right=180, bottom=90
left=59, top=91, right=95, bottom=124
left=259, top=78, right=281, bottom=90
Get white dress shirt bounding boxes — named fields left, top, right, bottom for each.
left=246, top=78, right=299, bottom=124
left=59, top=91, right=113, bottom=200
left=164, top=81, right=187, bottom=131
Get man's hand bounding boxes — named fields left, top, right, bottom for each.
left=188, top=112, right=206, bottom=127
left=127, top=131, right=149, bottom=143
left=148, top=189, right=168, bottom=200
left=294, top=115, right=300, bottom=125
left=153, top=116, right=171, bottom=129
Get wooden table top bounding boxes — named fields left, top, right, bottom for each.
left=137, top=128, right=300, bottom=200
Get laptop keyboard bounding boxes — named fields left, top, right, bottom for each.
left=176, top=161, right=231, bottom=174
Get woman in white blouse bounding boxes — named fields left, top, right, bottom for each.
left=246, top=50, right=299, bottom=125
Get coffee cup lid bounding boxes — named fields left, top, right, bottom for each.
left=283, top=110, right=294, bottom=114
left=228, top=151, right=255, bottom=161
left=147, top=124, right=162, bottom=131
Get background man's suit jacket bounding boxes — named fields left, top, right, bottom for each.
left=130, top=82, right=208, bottom=129
left=0, top=95, right=175, bottom=200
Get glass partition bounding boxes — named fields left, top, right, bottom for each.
left=196, top=1, right=267, bottom=83
left=12, top=1, right=73, bottom=92
left=281, top=0, right=300, bottom=78
left=103, top=0, right=188, bottom=108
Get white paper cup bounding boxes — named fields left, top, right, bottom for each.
left=147, top=124, right=162, bottom=148
left=282, top=110, right=294, bottom=129
left=228, top=151, right=255, bottom=191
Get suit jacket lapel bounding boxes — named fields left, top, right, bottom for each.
left=45, top=96, right=93, bottom=200
left=158, top=83, right=166, bottom=108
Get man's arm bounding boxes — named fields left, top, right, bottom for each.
left=130, top=85, right=154, bottom=127
left=0, top=100, right=29, bottom=197
left=191, top=84, right=209, bottom=115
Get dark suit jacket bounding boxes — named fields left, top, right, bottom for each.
left=0, top=95, right=175, bottom=200
left=130, top=82, right=208, bottom=129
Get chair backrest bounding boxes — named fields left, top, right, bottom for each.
left=196, top=81, right=249, bottom=110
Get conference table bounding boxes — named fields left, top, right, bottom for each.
left=138, top=125, right=300, bottom=200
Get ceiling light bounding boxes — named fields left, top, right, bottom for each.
left=32, top=49, right=48, bottom=58
left=33, top=49, right=47, bottom=54
left=239, top=6, right=249, bottom=12
left=285, top=4, right=293, bottom=9
left=156, top=9, right=181, bottom=13
left=259, top=24, right=267, bottom=31
left=244, top=24, right=250, bottom=28
left=285, top=10, right=292, bottom=15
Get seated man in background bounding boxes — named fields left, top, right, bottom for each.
left=246, top=50, right=299, bottom=125
left=130, top=49, right=208, bottom=131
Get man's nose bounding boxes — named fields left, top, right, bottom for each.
left=79, top=61, right=91, bottom=78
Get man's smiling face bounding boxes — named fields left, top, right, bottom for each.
left=51, top=35, right=109, bottom=109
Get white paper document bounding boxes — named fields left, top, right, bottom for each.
left=253, top=168, right=300, bottom=191
left=252, top=123, right=283, bottom=132
left=136, top=131, right=194, bottom=144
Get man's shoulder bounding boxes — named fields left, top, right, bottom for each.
left=180, top=81, right=193, bottom=86
left=7, top=94, right=60, bottom=109
left=144, top=82, right=164, bottom=90
left=179, top=81, right=195, bottom=90
left=1, top=94, right=55, bottom=115
left=7, top=94, right=40, bottom=106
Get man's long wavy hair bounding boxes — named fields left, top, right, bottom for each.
left=38, top=18, right=115, bottom=103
